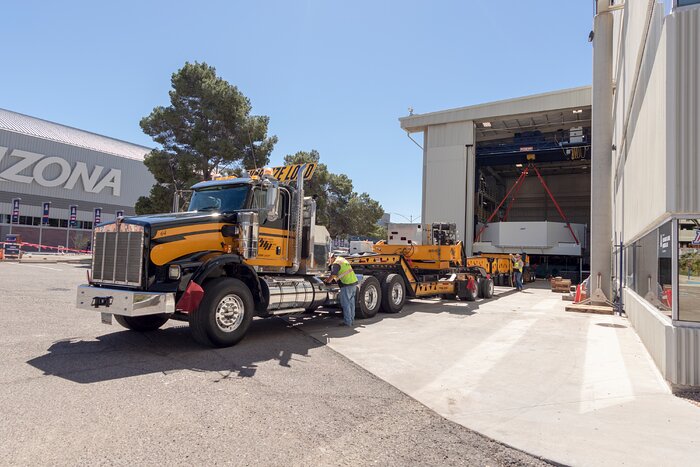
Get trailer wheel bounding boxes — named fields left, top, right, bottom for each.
left=356, top=276, right=382, bottom=319
left=380, top=274, right=406, bottom=313
left=114, top=314, right=169, bottom=332
left=480, top=278, right=495, bottom=299
left=190, top=277, right=254, bottom=347
left=495, top=274, right=502, bottom=286
left=458, top=278, right=478, bottom=302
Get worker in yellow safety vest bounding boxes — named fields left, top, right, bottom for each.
left=512, top=253, right=524, bottom=291
left=326, top=256, right=359, bottom=326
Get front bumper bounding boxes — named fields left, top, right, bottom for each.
left=76, top=284, right=175, bottom=316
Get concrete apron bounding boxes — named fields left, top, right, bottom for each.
left=288, top=282, right=700, bottom=467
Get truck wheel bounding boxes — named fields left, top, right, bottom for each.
left=190, top=278, right=254, bottom=347
left=356, top=276, right=382, bottom=319
left=458, top=279, right=478, bottom=301
left=495, top=274, right=503, bottom=286
left=380, top=274, right=406, bottom=313
left=477, top=277, right=485, bottom=298
left=480, top=278, right=495, bottom=299
left=114, top=314, right=169, bottom=332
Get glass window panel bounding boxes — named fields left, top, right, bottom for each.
left=678, top=219, right=700, bottom=322
left=658, top=221, right=673, bottom=316
left=635, top=229, right=657, bottom=298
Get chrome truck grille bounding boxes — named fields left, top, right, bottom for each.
left=91, top=223, right=144, bottom=287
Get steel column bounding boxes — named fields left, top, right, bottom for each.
left=590, top=10, right=614, bottom=298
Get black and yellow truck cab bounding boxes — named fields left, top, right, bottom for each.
left=76, top=163, right=343, bottom=347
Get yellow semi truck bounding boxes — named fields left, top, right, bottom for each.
left=75, top=164, right=493, bottom=348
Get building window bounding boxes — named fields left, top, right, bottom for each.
left=678, top=219, right=700, bottom=322
left=677, top=0, right=700, bottom=6
left=626, top=221, right=673, bottom=318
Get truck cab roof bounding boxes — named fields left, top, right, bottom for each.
left=191, top=177, right=256, bottom=191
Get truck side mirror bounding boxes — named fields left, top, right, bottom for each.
left=265, top=182, right=279, bottom=222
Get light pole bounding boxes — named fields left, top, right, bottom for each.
left=67, top=205, right=78, bottom=252
left=39, top=201, right=51, bottom=253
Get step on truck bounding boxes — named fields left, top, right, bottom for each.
left=76, top=164, right=493, bottom=348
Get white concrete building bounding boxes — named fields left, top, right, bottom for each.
left=400, top=0, right=700, bottom=388
left=605, top=0, right=700, bottom=389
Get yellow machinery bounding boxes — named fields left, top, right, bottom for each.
left=345, top=223, right=495, bottom=302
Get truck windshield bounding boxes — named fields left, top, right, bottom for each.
left=189, top=185, right=249, bottom=213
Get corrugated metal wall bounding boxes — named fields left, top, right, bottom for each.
left=615, top=4, right=700, bottom=389
left=669, top=7, right=700, bottom=212
left=615, top=2, right=668, bottom=244
left=674, top=326, right=700, bottom=387
left=423, top=121, right=474, bottom=241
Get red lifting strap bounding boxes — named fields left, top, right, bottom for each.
left=474, top=167, right=529, bottom=241
left=474, top=164, right=579, bottom=245
left=530, top=165, right=580, bottom=245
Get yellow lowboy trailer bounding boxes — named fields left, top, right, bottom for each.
left=345, top=237, right=495, bottom=305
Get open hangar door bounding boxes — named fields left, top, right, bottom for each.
left=472, top=106, right=591, bottom=283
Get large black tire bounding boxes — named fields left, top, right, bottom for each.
left=480, top=278, right=495, bottom=299
left=355, top=276, right=382, bottom=319
left=459, top=279, right=478, bottom=302
left=477, top=277, right=485, bottom=298
left=189, top=277, right=254, bottom=347
left=380, top=274, right=406, bottom=313
left=114, top=314, right=169, bottom=332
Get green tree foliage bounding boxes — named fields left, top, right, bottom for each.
left=136, top=61, right=276, bottom=214
left=283, top=150, right=385, bottom=239
left=680, top=249, right=700, bottom=277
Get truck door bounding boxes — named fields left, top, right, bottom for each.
left=249, top=186, right=292, bottom=268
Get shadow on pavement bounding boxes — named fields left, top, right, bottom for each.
left=28, top=286, right=529, bottom=384
left=27, top=318, right=322, bottom=384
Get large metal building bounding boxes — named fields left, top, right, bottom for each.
left=401, top=0, right=700, bottom=389
left=0, top=108, right=154, bottom=250
left=400, top=86, right=592, bottom=282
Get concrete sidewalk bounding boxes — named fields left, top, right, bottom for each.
left=288, top=282, right=700, bottom=466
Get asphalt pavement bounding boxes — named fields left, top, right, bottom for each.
left=0, top=262, right=547, bottom=466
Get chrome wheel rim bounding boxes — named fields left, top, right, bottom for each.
left=364, top=284, right=379, bottom=310
left=215, top=294, right=245, bottom=333
left=391, top=282, right=403, bottom=305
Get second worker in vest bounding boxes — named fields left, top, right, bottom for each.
left=512, top=253, right=524, bottom=291
left=326, top=256, right=359, bottom=326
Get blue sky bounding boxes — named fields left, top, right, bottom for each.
left=1, top=1, right=593, bottom=221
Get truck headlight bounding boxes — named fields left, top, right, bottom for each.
left=168, top=265, right=181, bottom=280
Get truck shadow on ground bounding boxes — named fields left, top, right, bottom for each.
left=26, top=317, right=323, bottom=385
left=27, top=287, right=530, bottom=385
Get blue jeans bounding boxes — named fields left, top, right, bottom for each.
left=339, top=284, right=357, bottom=325
left=514, top=271, right=523, bottom=290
